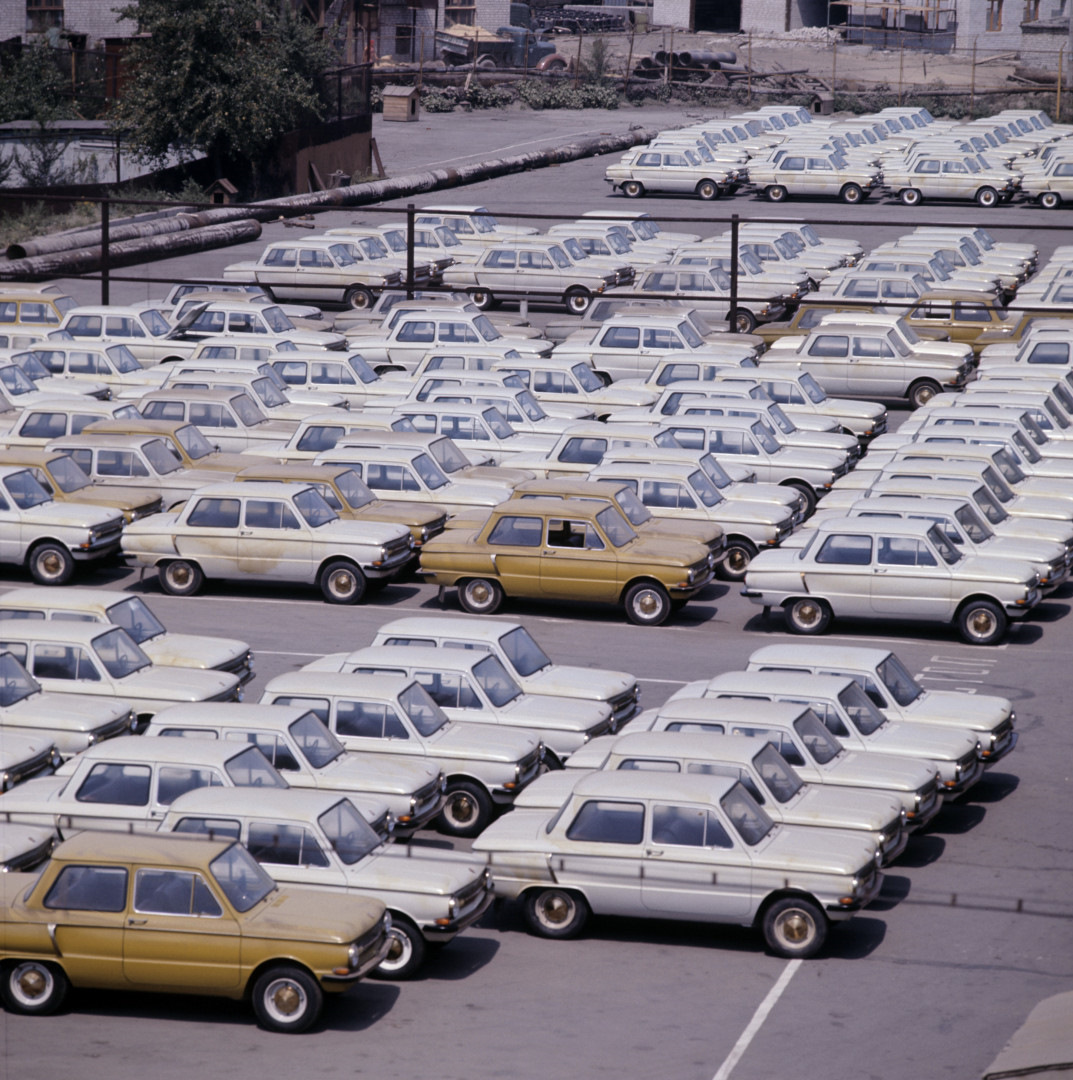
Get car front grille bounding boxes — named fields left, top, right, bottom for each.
left=2, top=835, right=54, bottom=873
left=518, top=747, right=542, bottom=787
left=413, top=778, right=443, bottom=818
left=453, top=873, right=491, bottom=918
left=608, top=685, right=641, bottom=725
left=2, top=746, right=59, bottom=790
left=93, top=713, right=136, bottom=742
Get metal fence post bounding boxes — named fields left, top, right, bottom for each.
left=101, top=196, right=110, bottom=305
left=406, top=202, right=416, bottom=300
left=728, top=213, right=739, bottom=334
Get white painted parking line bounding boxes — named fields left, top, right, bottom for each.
left=637, top=676, right=689, bottom=685
left=711, top=959, right=802, bottom=1080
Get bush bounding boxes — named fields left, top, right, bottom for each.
left=421, top=89, right=457, bottom=112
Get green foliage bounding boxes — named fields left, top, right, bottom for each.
left=12, top=124, right=99, bottom=187
left=0, top=200, right=98, bottom=248
left=464, top=83, right=515, bottom=108
left=421, top=89, right=457, bottom=113
left=0, top=43, right=74, bottom=124
left=517, top=79, right=618, bottom=110
left=108, top=0, right=335, bottom=184
left=581, top=36, right=612, bottom=82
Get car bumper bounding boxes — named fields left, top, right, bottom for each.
left=422, top=887, right=495, bottom=942
left=982, top=728, right=1018, bottom=766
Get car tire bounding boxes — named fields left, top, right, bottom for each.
left=762, top=896, right=828, bottom=959
left=319, top=560, right=366, bottom=605
left=765, top=185, right=788, bottom=203
left=900, top=187, right=922, bottom=206
left=839, top=182, right=864, bottom=204
left=622, top=180, right=644, bottom=198
left=696, top=179, right=719, bottom=201
left=1, top=960, right=69, bottom=1015
left=251, top=965, right=323, bottom=1034
left=564, top=287, right=592, bottom=315
left=1040, top=191, right=1062, bottom=210
left=523, top=887, right=590, bottom=939
left=957, top=599, right=1007, bottom=646
left=438, top=780, right=494, bottom=838
left=717, top=538, right=758, bottom=582
left=731, top=307, right=757, bottom=334
left=975, top=186, right=999, bottom=208
left=28, top=542, right=74, bottom=586
left=623, top=581, right=672, bottom=626
left=158, top=558, right=204, bottom=597
left=343, top=285, right=375, bottom=310
left=784, top=597, right=832, bottom=635
left=468, top=289, right=494, bottom=310
left=907, top=378, right=941, bottom=410
left=458, top=577, right=504, bottom=615
left=783, top=481, right=817, bottom=517
left=372, top=915, right=426, bottom=980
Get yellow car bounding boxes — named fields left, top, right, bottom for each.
left=0, top=831, right=390, bottom=1032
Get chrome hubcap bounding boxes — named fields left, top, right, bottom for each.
left=39, top=553, right=62, bottom=575
left=330, top=571, right=355, bottom=596
left=16, top=967, right=47, bottom=1000
left=170, top=565, right=191, bottom=586
left=778, top=911, right=811, bottom=944
left=795, top=602, right=820, bottom=626
left=449, top=793, right=475, bottom=823
left=541, top=895, right=571, bottom=925
left=636, top=591, right=659, bottom=615
left=969, top=611, right=995, bottom=636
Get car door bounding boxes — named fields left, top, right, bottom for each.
left=124, top=866, right=242, bottom=990
left=941, top=159, right=975, bottom=199
left=235, top=496, right=315, bottom=581
left=188, top=402, right=244, bottom=452
left=389, top=319, right=437, bottom=369
left=850, top=334, right=903, bottom=398
left=294, top=248, right=335, bottom=301
left=806, top=156, right=839, bottom=197
left=483, top=513, right=543, bottom=596
left=869, top=533, right=955, bottom=618
left=553, top=798, right=645, bottom=917
left=801, top=532, right=874, bottom=617
left=802, top=333, right=851, bottom=394
left=256, top=247, right=299, bottom=298
left=329, top=696, right=425, bottom=761
left=539, top=515, right=620, bottom=602
left=246, top=818, right=345, bottom=890
left=174, top=495, right=241, bottom=576
left=640, top=800, right=753, bottom=918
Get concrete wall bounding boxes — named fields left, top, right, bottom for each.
left=954, top=0, right=1024, bottom=54
left=653, top=0, right=695, bottom=31
left=741, top=0, right=788, bottom=33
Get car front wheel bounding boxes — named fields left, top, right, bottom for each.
left=468, top=289, right=494, bottom=310
left=251, top=966, right=323, bottom=1033
left=1040, top=191, right=1062, bottom=209
left=28, top=542, right=74, bottom=586
left=438, top=780, right=494, bottom=837
left=900, top=187, right=922, bottom=206
left=523, top=888, right=590, bottom=939
left=372, top=915, right=426, bottom=980
left=343, top=285, right=374, bottom=309
left=762, top=896, right=828, bottom=959
left=784, top=597, right=831, bottom=635
left=622, top=180, right=644, bottom=198
left=1, top=960, right=69, bottom=1015
left=765, top=184, right=788, bottom=203
left=458, top=577, right=503, bottom=615
left=564, top=287, right=592, bottom=314
left=839, top=182, right=864, bottom=204
left=696, top=179, right=719, bottom=200
left=907, top=378, right=941, bottom=410
left=957, top=599, right=1007, bottom=646
left=159, top=558, right=204, bottom=597
left=319, top=560, right=366, bottom=604
left=717, top=538, right=758, bottom=582
left=975, top=186, right=999, bottom=208
left=623, top=581, right=672, bottom=626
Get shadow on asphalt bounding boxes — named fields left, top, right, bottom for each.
left=964, top=771, right=1019, bottom=804
left=926, top=802, right=987, bottom=835
left=868, top=872, right=912, bottom=912
left=895, top=834, right=946, bottom=869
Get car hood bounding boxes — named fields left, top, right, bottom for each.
left=362, top=846, right=487, bottom=896
left=5, top=690, right=132, bottom=730
left=141, top=633, right=249, bottom=671
left=0, top=774, right=68, bottom=812
left=827, top=750, right=938, bottom=792
left=243, top=885, right=383, bottom=943
left=0, top=822, right=54, bottom=866
left=948, top=553, right=1040, bottom=585
left=618, top=534, right=713, bottom=567
left=117, top=665, right=240, bottom=702
left=904, top=691, right=1012, bottom=727
left=525, top=665, right=636, bottom=701
left=475, top=694, right=610, bottom=734
left=864, top=721, right=979, bottom=762
left=437, top=479, right=515, bottom=505
left=24, top=500, right=120, bottom=530
left=471, top=807, right=560, bottom=854
left=318, top=517, right=412, bottom=545
left=512, top=770, right=587, bottom=810
left=426, top=720, right=539, bottom=762
left=783, top=786, right=904, bottom=832
left=753, top=824, right=876, bottom=877
left=1005, top=493, right=1073, bottom=521
left=319, top=751, right=441, bottom=795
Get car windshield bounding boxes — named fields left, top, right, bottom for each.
left=0, top=365, right=37, bottom=395
left=571, top=363, right=604, bottom=392
left=473, top=654, right=522, bottom=708
left=251, top=377, right=287, bottom=408
left=399, top=680, right=449, bottom=735
left=140, top=309, right=171, bottom=336
left=426, top=438, right=469, bottom=475
left=596, top=504, right=636, bottom=547
left=231, top=394, right=267, bottom=427
left=473, top=315, right=501, bottom=342
left=979, top=465, right=1015, bottom=503
left=751, top=422, right=780, bottom=453
left=210, top=843, right=277, bottom=912
left=753, top=741, right=804, bottom=803
left=614, top=485, right=652, bottom=526
left=695, top=453, right=734, bottom=488
left=677, top=322, right=704, bottom=349
left=481, top=407, right=514, bottom=439
left=327, top=244, right=358, bottom=267
left=721, top=782, right=774, bottom=845
left=176, top=424, right=215, bottom=460
left=516, top=390, right=546, bottom=421
left=15, top=352, right=51, bottom=380
left=93, top=626, right=152, bottom=678
left=106, top=596, right=167, bottom=644
left=4, top=469, right=51, bottom=509
left=413, top=452, right=449, bottom=490
left=0, top=650, right=39, bottom=706
left=143, top=438, right=182, bottom=475
left=319, top=799, right=382, bottom=865
left=876, top=653, right=923, bottom=707
left=289, top=711, right=345, bottom=768
left=261, top=307, right=294, bottom=333
left=348, top=355, right=378, bottom=385
left=332, top=468, right=374, bottom=510
left=836, top=682, right=887, bottom=736
left=500, top=626, right=551, bottom=677
left=293, top=487, right=337, bottom=527
left=927, top=522, right=962, bottom=564
left=798, top=372, right=827, bottom=403
left=107, top=344, right=142, bottom=373
left=688, top=468, right=724, bottom=507
left=971, top=484, right=1008, bottom=525
left=794, top=708, right=843, bottom=764
left=765, top=403, right=797, bottom=434
left=885, top=330, right=910, bottom=357
left=42, top=453, right=90, bottom=493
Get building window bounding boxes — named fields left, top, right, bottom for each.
left=1023, top=0, right=1040, bottom=19
left=986, top=0, right=1003, bottom=30
left=395, top=23, right=414, bottom=56
left=445, top=0, right=475, bottom=27
left=27, top=0, right=63, bottom=34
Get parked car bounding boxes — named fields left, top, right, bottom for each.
left=121, top=481, right=414, bottom=604
left=882, top=153, right=1014, bottom=207
left=471, top=770, right=880, bottom=958
left=746, top=150, right=880, bottom=203
left=743, top=517, right=1040, bottom=645
left=603, top=145, right=735, bottom=201
left=259, top=671, right=544, bottom=838
left=159, top=787, right=492, bottom=979
left=137, top=388, right=298, bottom=453
left=0, top=831, right=390, bottom=1032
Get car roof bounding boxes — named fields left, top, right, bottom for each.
left=315, top=446, right=431, bottom=464
left=263, top=670, right=418, bottom=698
left=0, top=585, right=133, bottom=610
left=606, top=730, right=771, bottom=765
left=140, top=388, right=252, bottom=404
left=569, top=768, right=738, bottom=803
left=654, top=696, right=815, bottom=726
left=181, top=481, right=311, bottom=499
left=148, top=701, right=317, bottom=732
left=165, top=785, right=348, bottom=820
left=0, top=620, right=138, bottom=645
left=514, top=477, right=628, bottom=498
left=374, top=615, right=521, bottom=643
left=237, top=463, right=355, bottom=484
left=339, top=645, right=509, bottom=674
left=48, top=433, right=168, bottom=451
left=747, top=643, right=894, bottom=669
left=53, top=829, right=233, bottom=864
left=70, top=734, right=267, bottom=767
left=806, top=515, right=948, bottom=539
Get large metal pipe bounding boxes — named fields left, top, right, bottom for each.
left=0, top=218, right=262, bottom=281
left=7, top=214, right=195, bottom=260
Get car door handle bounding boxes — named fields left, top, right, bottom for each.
left=127, top=917, right=148, bottom=925
left=645, top=848, right=665, bottom=857
left=874, top=567, right=888, bottom=573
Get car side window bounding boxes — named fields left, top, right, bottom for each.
left=414, top=670, right=481, bottom=709
left=243, top=500, right=301, bottom=530
left=264, top=247, right=297, bottom=267
left=44, top=865, right=128, bottom=911
left=814, top=534, right=873, bottom=565
left=484, top=250, right=517, bottom=268
left=652, top=804, right=733, bottom=848
left=98, top=450, right=149, bottom=478
left=156, top=766, right=224, bottom=806
left=296, top=425, right=344, bottom=452
left=546, top=518, right=603, bottom=550
left=248, top=822, right=330, bottom=868
left=566, top=800, right=645, bottom=844
left=664, top=720, right=726, bottom=734
left=33, top=643, right=100, bottom=681
left=75, top=762, right=152, bottom=805
left=335, top=700, right=408, bottom=739
left=134, top=868, right=223, bottom=917
left=274, top=361, right=307, bottom=384
left=487, top=515, right=543, bottom=546
left=187, top=497, right=241, bottom=528
left=807, top=335, right=849, bottom=358
left=396, top=321, right=436, bottom=343
left=557, top=437, right=606, bottom=464
left=143, top=401, right=187, bottom=422
left=171, top=816, right=242, bottom=840
left=877, top=536, right=938, bottom=567
left=190, top=403, right=237, bottom=428
left=224, top=731, right=299, bottom=771
left=19, top=412, right=68, bottom=439
left=599, top=327, right=641, bottom=349
left=915, top=160, right=940, bottom=174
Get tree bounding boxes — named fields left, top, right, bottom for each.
left=0, top=42, right=73, bottom=125
left=108, top=0, right=334, bottom=189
